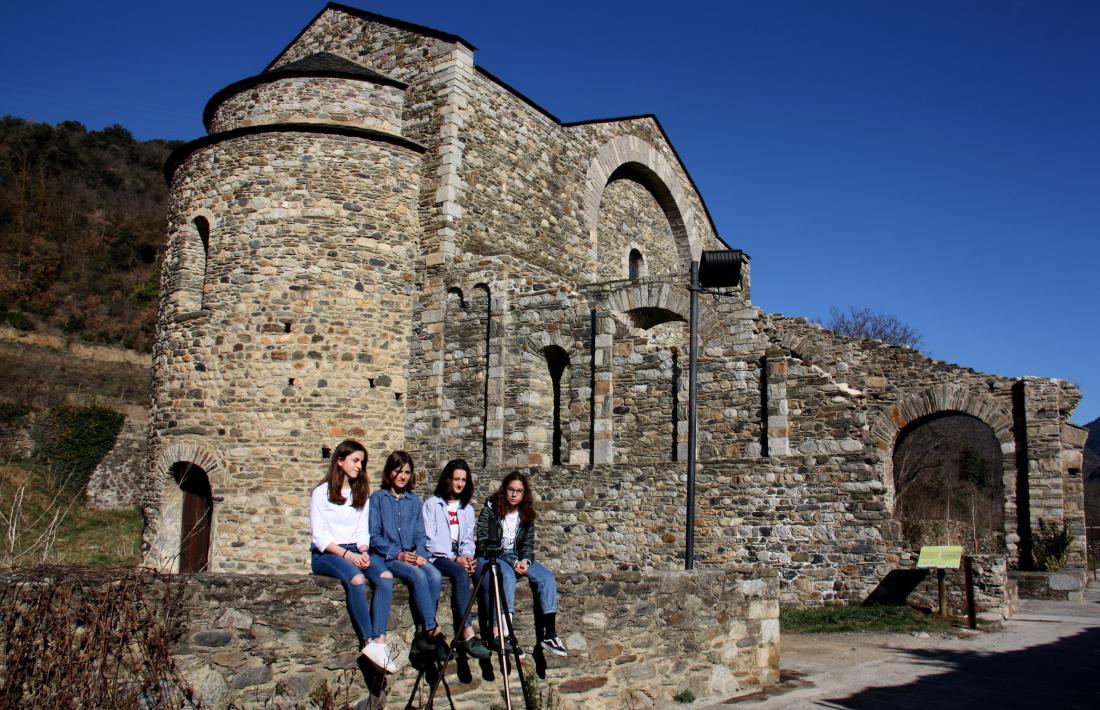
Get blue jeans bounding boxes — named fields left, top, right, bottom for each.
left=311, top=545, right=393, bottom=644
left=476, top=558, right=557, bottom=628
left=371, top=554, right=443, bottom=632
left=432, top=557, right=476, bottom=632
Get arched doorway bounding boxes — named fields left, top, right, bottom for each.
left=893, top=413, right=1005, bottom=553
left=173, top=462, right=213, bottom=573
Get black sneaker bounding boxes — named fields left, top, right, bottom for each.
left=541, top=636, right=568, bottom=657
left=488, top=636, right=525, bottom=659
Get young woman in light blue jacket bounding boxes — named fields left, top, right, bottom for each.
left=422, top=459, right=492, bottom=660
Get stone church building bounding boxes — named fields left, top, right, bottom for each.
left=146, top=2, right=1088, bottom=611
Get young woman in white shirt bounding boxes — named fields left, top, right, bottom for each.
left=309, top=439, right=396, bottom=673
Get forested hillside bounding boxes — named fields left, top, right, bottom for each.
left=0, top=117, right=179, bottom=352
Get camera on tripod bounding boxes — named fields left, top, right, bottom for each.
left=481, top=541, right=503, bottom=559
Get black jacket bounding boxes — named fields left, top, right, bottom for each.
left=475, top=499, right=535, bottom=567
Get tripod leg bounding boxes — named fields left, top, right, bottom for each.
left=496, top=575, right=535, bottom=710
left=426, top=562, right=493, bottom=708
left=490, top=563, right=514, bottom=710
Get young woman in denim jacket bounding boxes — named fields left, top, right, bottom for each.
left=368, top=450, right=448, bottom=660
left=475, top=471, right=568, bottom=657
left=422, top=459, right=492, bottom=660
left=309, top=439, right=396, bottom=673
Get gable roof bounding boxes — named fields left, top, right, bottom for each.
left=264, top=2, right=476, bottom=73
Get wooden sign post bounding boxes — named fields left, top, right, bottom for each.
left=917, top=546, right=964, bottom=618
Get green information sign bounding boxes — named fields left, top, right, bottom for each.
left=916, top=545, right=964, bottom=569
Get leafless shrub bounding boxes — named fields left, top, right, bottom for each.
left=0, top=566, right=192, bottom=709
left=823, top=305, right=923, bottom=349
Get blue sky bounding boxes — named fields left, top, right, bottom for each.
left=2, top=1, right=1097, bottom=424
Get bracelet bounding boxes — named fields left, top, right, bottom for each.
left=342, top=549, right=348, bottom=558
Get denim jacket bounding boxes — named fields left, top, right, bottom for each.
left=422, top=495, right=476, bottom=559
left=368, top=488, right=428, bottom=561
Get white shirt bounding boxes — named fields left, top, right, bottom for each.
left=310, top=482, right=369, bottom=552
left=447, top=500, right=461, bottom=545
left=501, top=510, right=520, bottom=552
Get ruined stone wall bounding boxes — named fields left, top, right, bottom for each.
left=171, top=569, right=779, bottom=709
left=523, top=457, right=890, bottom=605
left=610, top=323, right=686, bottom=463
left=85, top=407, right=148, bottom=510
left=148, top=130, right=422, bottom=572
left=208, top=76, right=404, bottom=134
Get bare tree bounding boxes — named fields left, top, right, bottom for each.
left=825, top=305, right=923, bottom=348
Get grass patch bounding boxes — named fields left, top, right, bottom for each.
left=780, top=604, right=957, bottom=634
left=0, top=460, right=142, bottom=568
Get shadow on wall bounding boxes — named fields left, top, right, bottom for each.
left=826, top=625, right=1100, bottom=709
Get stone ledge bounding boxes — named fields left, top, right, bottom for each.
left=1010, top=568, right=1088, bottom=601
left=172, top=567, right=779, bottom=708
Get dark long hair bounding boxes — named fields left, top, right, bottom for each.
left=322, top=439, right=369, bottom=508
left=433, top=458, right=473, bottom=507
left=380, top=450, right=416, bottom=492
left=490, top=471, right=537, bottom=525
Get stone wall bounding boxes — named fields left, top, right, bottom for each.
left=85, top=407, right=148, bottom=510
left=149, top=128, right=424, bottom=573
left=209, top=76, right=405, bottom=134
left=173, top=569, right=779, bottom=709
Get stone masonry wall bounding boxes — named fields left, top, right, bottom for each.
left=209, top=76, right=405, bottom=134
left=85, top=406, right=148, bottom=510
left=596, top=176, right=680, bottom=280
left=148, top=130, right=423, bottom=572
left=172, top=569, right=779, bottom=709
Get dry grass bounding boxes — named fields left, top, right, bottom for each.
left=0, top=459, right=142, bottom=569
left=0, top=340, right=149, bottom=411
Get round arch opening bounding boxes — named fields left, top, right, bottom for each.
left=892, top=412, right=1005, bottom=554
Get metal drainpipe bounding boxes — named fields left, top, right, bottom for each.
left=686, top=260, right=700, bottom=570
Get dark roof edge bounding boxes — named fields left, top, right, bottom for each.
left=263, top=2, right=476, bottom=73
left=566, top=114, right=728, bottom=249
left=474, top=67, right=561, bottom=124
left=561, top=114, right=656, bottom=128
left=202, top=69, right=408, bottom=132
left=164, top=123, right=427, bottom=184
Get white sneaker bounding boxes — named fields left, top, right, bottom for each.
left=362, top=641, right=397, bottom=673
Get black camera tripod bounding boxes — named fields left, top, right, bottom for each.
left=406, top=554, right=534, bottom=710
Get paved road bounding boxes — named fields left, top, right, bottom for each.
left=682, top=579, right=1100, bottom=709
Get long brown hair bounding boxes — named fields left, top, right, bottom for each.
left=491, top=471, right=537, bottom=525
left=322, top=439, right=369, bottom=508
left=380, top=450, right=416, bottom=492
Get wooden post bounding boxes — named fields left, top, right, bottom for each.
left=937, top=568, right=947, bottom=617
left=963, top=556, right=977, bottom=630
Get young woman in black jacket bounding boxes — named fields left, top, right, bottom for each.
left=475, top=471, right=567, bottom=656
